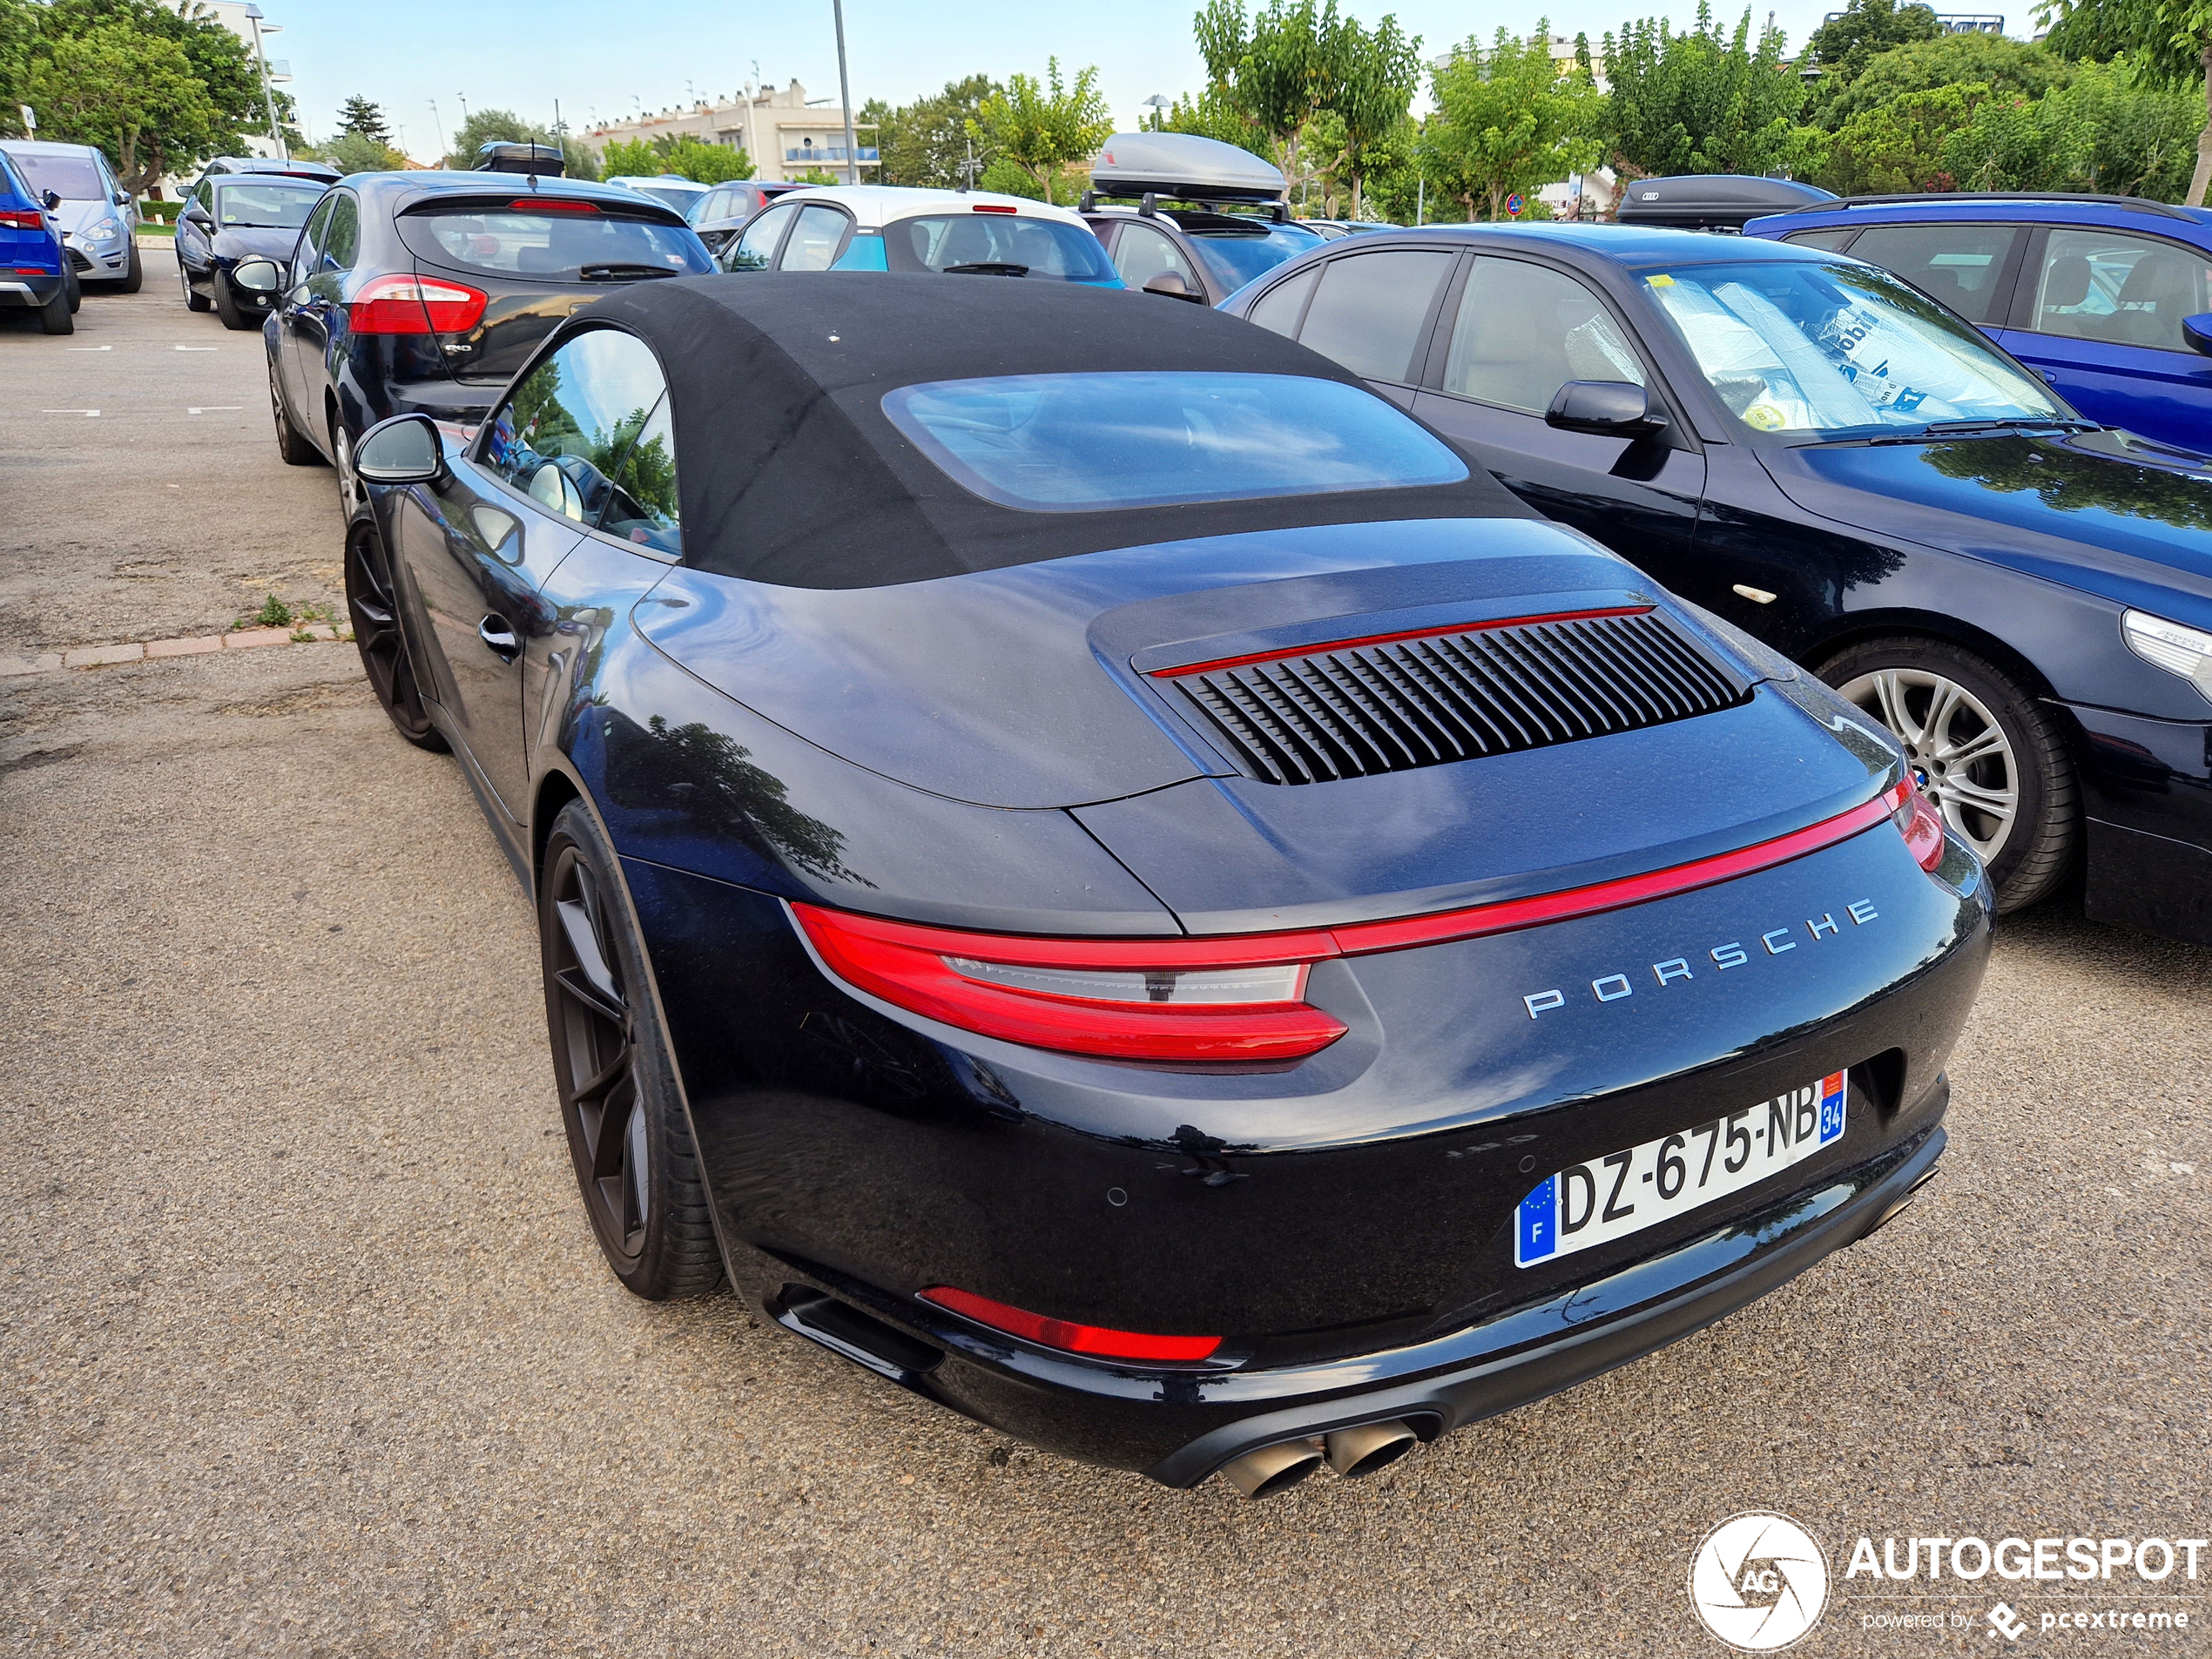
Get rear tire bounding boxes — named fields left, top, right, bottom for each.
left=270, top=362, right=317, bottom=466
left=181, top=259, right=211, bottom=312
left=1819, top=634, right=2077, bottom=913
left=64, top=266, right=79, bottom=313
left=37, top=283, right=72, bottom=334
left=539, top=800, right=725, bottom=1300
left=342, top=516, right=447, bottom=752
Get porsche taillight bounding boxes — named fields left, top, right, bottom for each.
left=1889, top=779, right=1947, bottom=873
left=348, top=273, right=489, bottom=335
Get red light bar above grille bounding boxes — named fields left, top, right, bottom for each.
left=920, top=1285, right=1222, bottom=1362
left=1148, top=607, right=1655, bottom=678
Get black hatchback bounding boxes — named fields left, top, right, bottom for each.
left=248, top=171, right=713, bottom=517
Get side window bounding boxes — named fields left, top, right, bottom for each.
left=1782, top=228, right=1858, bottom=253
left=1110, top=222, right=1199, bottom=293
left=597, top=396, right=681, bottom=555
left=295, top=192, right=335, bottom=276
left=726, top=200, right=799, bottom=271
left=2030, top=226, right=2211, bottom=352
left=320, top=193, right=360, bottom=272
left=779, top=204, right=853, bottom=272
left=1294, top=250, right=1455, bottom=383
left=1247, top=265, right=1318, bottom=336
left=695, top=189, right=728, bottom=221
left=1844, top=223, right=2020, bottom=324
left=1441, top=257, right=1646, bottom=414
left=480, top=329, right=672, bottom=549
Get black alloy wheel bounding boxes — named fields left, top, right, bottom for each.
left=342, top=517, right=447, bottom=752
left=270, top=361, right=317, bottom=466
left=1820, top=634, right=2078, bottom=913
left=180, top=257, right=211, bottom=312
left=539, top=801, right=725, bottom=1300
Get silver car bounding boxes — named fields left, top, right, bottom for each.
left=0, top=140, right=139, bottom=292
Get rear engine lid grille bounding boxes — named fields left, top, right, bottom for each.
left=1160, top=608, right=1750, bottom=785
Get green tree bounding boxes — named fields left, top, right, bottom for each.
left=336, top=94, right=390, bottom=144
left=1317, top=9, right=1421, bottom=216
left=867, top=75, right=1000, bottom=187
left=1196, top=0, right=1341, bottom=188
left=1814, top=32, right=2071, bottom=129
left=23, top=22, right=218, bottom=192
left=968, top=57, right=1112, bottom=203
left=0, top=0, right=37, bottom=135
left=599, top=133, right=752, bottom=184
left=1804, top=0, right=1943, bottom=83
left=1145, top=84, right=1273, bottom=158
left=2051, top=54, right=2207, bottom=193
left=314, top=130, right=406, bottom=175
left=1600, top=4, right=1825, bottom=179
left=1423, top=22, right=1601, bottom=219
left=1819, top=82, right=1989, bottom=190
left=2041, top=0, right=2212, bottom=205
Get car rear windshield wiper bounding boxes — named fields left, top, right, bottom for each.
left=577, top=263, right=680, bottom=281
left=943, top=262, right=1028, bottom=277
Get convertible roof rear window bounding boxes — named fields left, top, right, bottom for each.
left=880, top=372, right=1467, bottom=511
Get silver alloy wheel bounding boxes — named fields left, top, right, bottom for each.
left=333, top=421, right=361, bottom=517
left=1838, top=666, right=2019, bottom=860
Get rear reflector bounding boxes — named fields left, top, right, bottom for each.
left=347, top=273, right=489, bottom=335
left=920, top=1286, right=1222, bottom=1362
left=792, top=780, right=1928, bottom=1062
left=972, top=204, right=1018, bottom=213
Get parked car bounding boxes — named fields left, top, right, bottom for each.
left=604, top=173, right=711, bottom=216
left=190, top=155, right=341, bottom=187
left=0, top=138, right=140, bottom=292
left=245, top=169, right=713, bottom=518
left=685, top=179, right=804, bottom=256
left=340, top=273, right=1989, bottom=1497
left=0, top=146, right=73, bottom=334
left=715, top=185, right=1121, bottom=286
left=176, top=168, right=330, bottom=327
left=1299, top=219, right=1401, bottom=240
left=1225, top=222, right=2212, bottom=942
left=1079, top=132, right=1325, bottom=305
left=1744, top=192, right=2212, bottom=455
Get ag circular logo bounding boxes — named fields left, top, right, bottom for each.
left=1689, top=1512, right=1830, bottom=1651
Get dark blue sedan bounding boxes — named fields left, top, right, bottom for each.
left=1225, top=223, right=2212, bottom=943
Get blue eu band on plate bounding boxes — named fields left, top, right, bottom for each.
left=1516, top=1072, right=1850, bottom=1267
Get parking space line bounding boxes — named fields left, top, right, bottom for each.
left=187, top=407, right=244, bottom=415
left=65, top=345, right=112, bottom=352
left=42, top=408, right=99, bottom=417
left=174, top=345, right=218, bottom=352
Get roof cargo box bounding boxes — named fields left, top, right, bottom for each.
left=476, top=141, right=566, bottom=178
left=1089, top=132, right=1285, bottom=202
left=1615, top=174, right=1836, bottom=231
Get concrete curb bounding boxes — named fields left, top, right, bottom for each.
left=3, top=625, right=346, bottom=678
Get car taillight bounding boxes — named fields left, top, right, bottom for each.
left=971, top=204, right=1017, bottom=213
left=919, top=1285, right=1222, bottom=1362
left=347, top=273, right=489, bottom=335
left=518, top=199, right=599, bottom=212
left=789, top=903, right=1346, bottom=1062
left=1889, top=779, right=1946, bottom=873
left=0, top=209, right=44, bottom=230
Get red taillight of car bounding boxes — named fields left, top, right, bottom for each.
left=971, top=203, right=1018, bottom=213
left=919, top=1285, right=1222, bottom=1363
left=0, top=209, right=44, bottom=230
left=347, top=273, right=489, bottom=335
left=1889, top=779, right=1947, bottom=873
left=788, top=903, right=1346, bottom=1062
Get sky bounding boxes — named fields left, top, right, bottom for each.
left=269, top=0, right=1894, bottom=159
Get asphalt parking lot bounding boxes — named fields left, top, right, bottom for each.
left=3, top=246, right=2208, bottom=1658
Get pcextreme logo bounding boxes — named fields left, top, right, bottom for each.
left=1689, top=1512, right=1831, bottom=1652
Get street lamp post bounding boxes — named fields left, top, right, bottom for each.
left=241, top=5, right=287, bottom=161
left=831, top=0, right=858, bottom=185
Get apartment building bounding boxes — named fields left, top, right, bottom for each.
left=582, top=80, right=877, bottom=183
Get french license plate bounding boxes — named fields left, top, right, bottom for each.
left=1515, top=1071, right=1847, bottom=1268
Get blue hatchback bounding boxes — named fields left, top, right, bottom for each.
left=1745, top=192, right=2212, bottom=454
left=0, top=145, right=72, bottom=334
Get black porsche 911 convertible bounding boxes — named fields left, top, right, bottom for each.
left=343, top=274, right=1991, bottom=1498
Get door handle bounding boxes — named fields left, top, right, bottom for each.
left=478, top=615, right=521, bottom=662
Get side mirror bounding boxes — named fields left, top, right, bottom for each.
left=114, top=190, right=132, bottom=206
left=1143, top=271, right=1205, bottom=304
left=1546, top=380, right=1669, bottom=439
left=2184, top=314, right=2212, bottom=360
left=182, top=205, right=212, bottom=226
left=41, top=189, right=61, bottom=212
left=354, top=414, right=446, bottom=487
left=231, top=257, right=282, bottom=292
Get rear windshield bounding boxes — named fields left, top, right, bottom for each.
left=880, top=371, right=1468, bottom=511
left=885, top=213, right=1117, bottom=282
left=397, top=206, right=713, bottom=282
left=213, top=179, right=324, bottom=229
left=10, top=151, right=103, bottom=199
left=1184, top=224, right=1324, bottom=294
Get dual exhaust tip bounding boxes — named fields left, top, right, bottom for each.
left=1218, top=1420, right=1419, bottom=1500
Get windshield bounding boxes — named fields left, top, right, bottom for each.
left=881, top=371, right=1467, bottom=511
left=10, top=150, right=103, bottom=199
left=1184, top=223, right=1324, bottom=294
left=212, top=179, right=325, bottom=229
left=1641, top=260, right=2065, bottom=438
left=885, top=213, right=1118, bottom=282
left=396, top=207, right=713, bottom=281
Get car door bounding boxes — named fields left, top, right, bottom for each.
left=1993, top=225, right=2212, bottom=452
left=1832, top=221, right=2027, bottom=341
left=1253, top=244, right=1456, bottom=412
left=723, top=199, right=799, bottom=271
left=279, top=192, right=335, bottom=418
left=178, top=179, right=216, bottom=284
left=775, top=203, right=854, bottom=271
left=1407, top=253, right=1707, bottom=571
left=392, top=327, right=676, bottom=819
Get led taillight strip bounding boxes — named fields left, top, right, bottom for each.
left=1147, top=606, right=1655, bottom=680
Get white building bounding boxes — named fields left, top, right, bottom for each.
left=583, top=81, right=876, bottom=184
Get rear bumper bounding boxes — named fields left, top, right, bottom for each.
left=0, top=273, right=63, bottom=306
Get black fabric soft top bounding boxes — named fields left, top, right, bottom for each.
left=577, top=273, right=1536, bottom=590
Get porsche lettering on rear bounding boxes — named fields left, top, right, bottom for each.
left=1521, top=900, right=1882, bottom=1019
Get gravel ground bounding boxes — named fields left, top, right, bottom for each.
left=3, top=249, right=2207, bottom=1658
